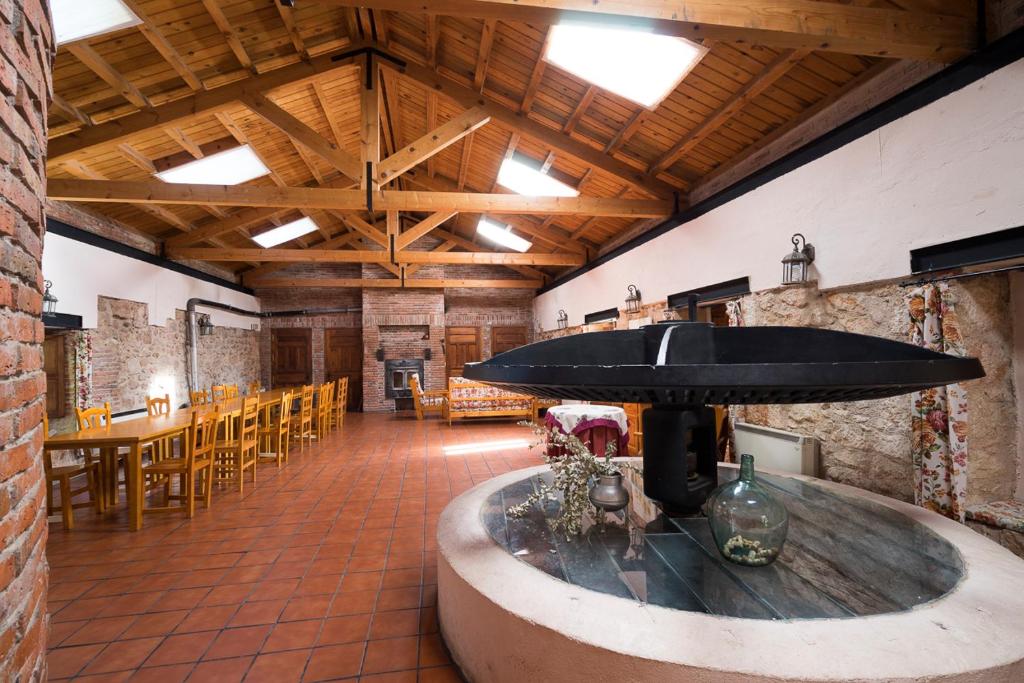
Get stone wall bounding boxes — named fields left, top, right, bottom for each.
left=0, top=1, right=51, bottom=680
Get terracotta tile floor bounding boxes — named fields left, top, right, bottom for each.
left=46, top=413, right=543, bottom=681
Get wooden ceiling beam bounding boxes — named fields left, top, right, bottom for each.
left=200, top=0, right=256, bottom=73
left=165, top=206, right=289, bottom=248
left=122, top=0, right=203, bottom=91
left=65, top=44, right=151, bottom=109
left=361, top=58, right=382, bottom=190
left=381, top=57, right=678, bottom=199
left=473, top=19, right=497, bottom=91
left=337, top=213, right=389, bottom=247
left=168, top=246, right=583, bottom=266
left=377, top=108, right=491, bottom=183
left=275, top=3, right=309, bottom=58
left=650, top=49, right=810, bottom=175
left=520, top=29, right=549, bottom=114
left=563, top=85, right=597, bottom=135
left=48, top=179, right=673, bottom=216
left=51, top=94, right=92, bottom=128
left=48, top=44, right=366, bottom=164
left=319, top=0, right=974, bottom=61
left=240, top=90, right=362, bottom=181
left=251, top=277, right=542, bottom=289
left=394, top=211, right=458, bottom=250
left=430, top=228, right=546, bottom=281
left=242, top=232, right=362, bottom=285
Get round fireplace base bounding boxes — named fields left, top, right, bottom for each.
left=437, top=465, right=1024, bottom=682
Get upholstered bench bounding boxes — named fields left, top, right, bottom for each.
left=966, top=500, right=1024, bottom=559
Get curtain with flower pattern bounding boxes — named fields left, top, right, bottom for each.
left=908, top=283, right=968, bottom=522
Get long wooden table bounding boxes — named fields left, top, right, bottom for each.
left=44, top=389, right=293, bottom=531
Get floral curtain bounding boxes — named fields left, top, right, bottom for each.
left=908, top=284, right=968, bottom=522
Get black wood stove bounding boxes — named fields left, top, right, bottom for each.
left=463, top=322, right=984, bottom=514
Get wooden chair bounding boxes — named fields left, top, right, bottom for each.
left=410, top=374, right=447, bottom=420
left=190, top=389, right=209, bottom=406
left=214, top=396, right=259, bottom=493
left=258, top=390, right=292, bottom=467
left=226, top=385, right=240, bottom=398
left=43, top=413, right=102, bottom=529
left=247, top=380, right=261, bottom=395
left=291, top=385, right=314, bottom=452
left=313, top=382, right=334, bottom=441
left=211, top=385, right=228, bottom=402
left=141, top=406, right=219, bottom=518
left=143, top=393, right=174, bottom=469
left=75, top=402, right=120, bottom=509
left=331, top=377, right=349, bottom=430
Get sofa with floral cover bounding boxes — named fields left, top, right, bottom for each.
left=446, top=376, right=534, bottom=424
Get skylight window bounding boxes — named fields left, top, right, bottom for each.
left=53, top=0, right=141, bottom=45
left=156, top=146, right=270, bottom=186
left=477, top=218, right=532, bottom=253
left=544, top=22, right=705, bottom=109
left=252, top=217, right=319, bottom=248
left=497, top=157, right=579, bottom=197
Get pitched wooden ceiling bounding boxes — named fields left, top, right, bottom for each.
left=45, top=0, right=977, bottom=285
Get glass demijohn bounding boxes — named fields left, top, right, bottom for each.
left=707, top=454, right=789, bottom=566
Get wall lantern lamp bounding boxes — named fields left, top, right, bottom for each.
left=782, top=233, right=815, bottom=285
left=42, top=280, right=58, bottom=315
left=197, top=313, right=215, bottom=336
left=556, top=309, right=568, bottom=329
left=376, top=347, right=385, bottom=362
left=625, top=284, right=643, bottom=313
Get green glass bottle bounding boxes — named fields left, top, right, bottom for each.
left=707, top=454, right=789, bottom=567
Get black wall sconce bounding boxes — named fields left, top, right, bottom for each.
left=782, top=233, right=815, bottom=285
left=625, top=284, right=642, bottom=313
left=424, top=348, right=432, bottom=360
left=375, top=347, right=384, bottom=361
left=557, top=309, right=568, bottom=329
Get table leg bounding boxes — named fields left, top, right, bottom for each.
left=127, top=443, right=143, bottom=531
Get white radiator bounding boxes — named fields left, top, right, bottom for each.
left=733, top=422, right=820, bottom=477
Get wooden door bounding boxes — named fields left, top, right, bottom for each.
left=325, top=327, right=362, bottom=411
left=43, top=334, right=66, bottom=418
left=491, top=326, right=528, bottom=355
left=271, top=328, right=312, bottom=388
left=445, top=326, right=481, bottom=378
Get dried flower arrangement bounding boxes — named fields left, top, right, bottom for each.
left=507, top=422, right=642, bottom=538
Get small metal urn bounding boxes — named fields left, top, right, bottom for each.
left=589, top=473, right=630, bottom=513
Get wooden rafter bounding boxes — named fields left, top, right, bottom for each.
left=122, top=0, right=203, bottom=91
left=51, top=94, right=92, bottom=128
left=242, top=232, right=362, bottom=284
left=563, top=85, right=597, bottom=135
left=473, top=19, right=497, bottom=91
left=48, top=45, right=366, bottom=164
left=361, top=58, right=382, bottom=190
left=376, top=108, right=490, bottom=183
left=338, top=213, right=389, bottom=247
left=649, top=49, right=810, bottom=175
left=250, top=277, right=542, bottom=289
left=200, top=0, right=256, bottom=73
left=520, top=29, right=549, bottom=113
left=275, top=2, right=309, bottom=58
left=382, top=56, right=678, bottom=198
left=165, top=206, right=288, bottom=248
left=456, top=132, right=474, bottom=191
left=66, top=44, right=150, bottom=109
left=395, top=211, right=458, bottom=250
left=322, top=0, right=974, bottom=61
left=167, top=246, right=584, bottom=267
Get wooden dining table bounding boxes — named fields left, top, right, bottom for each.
left=44, top=388, right=295, bottom=531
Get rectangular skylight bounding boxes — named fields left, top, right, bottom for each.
left=53, top=0, right=141, bottom=45
left=497, top=157, right=579, bottom=197
left=477, top=218, right=532, bottom=253
left=544, top=22, right=706, bottom=109
left=252, top=217, right=319, bottom=248
left=156, top=145, right=270, bottom=186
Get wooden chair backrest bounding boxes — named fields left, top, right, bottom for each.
left=277, top=391, right=293, bottom=433
left=146, top=394, right=171, bottom=416
left=226, top=385, right=240, bottom=399
left=76, top=402, right=112, bottom=430
left=211, top=385, right=227, bottom=401
left=190, top=390, right=209, bottom=406
left=248, top=380, right=261, bottom=395
left=409, top=374, right=423, bottom=401
left=188, top=406, right=220, bottom=466
left=334, top=377, right=348, bottom=410
left=300, top=385, right=314, bottom=418
left=318, top=382, right=333, bottom=412
left=239, top=396, right=259, bottom=444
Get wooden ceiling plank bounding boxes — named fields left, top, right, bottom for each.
left=200, top=0, right=256, bottom=73
left=65, top=43, right=151, bottom=109
left=382, top=58, right=678, bottom=198
left=394, top=211, right=458, bottom=250
left=312, top=81, right=347, bottom=147
left=377, top=108, right=491, bottom=183
left=240, top=89, right=362, bottom=181
left=650, top=49, right=810, bottom=174
left=48, top=44, right=367, bottom=164
left=322, top=0, right=973, bottom=61
left=122, top=0, right=203, bottom=91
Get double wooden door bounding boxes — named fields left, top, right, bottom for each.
left=445, top=326, right=481, bottom=378
left=271, top=328, right=312, bottom=388
left=325, top=328, right=362, bottom=411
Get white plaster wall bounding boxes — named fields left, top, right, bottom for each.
left=42, top=232, right=260, bottom=329
left=535, top=58, right=1024, bottom=329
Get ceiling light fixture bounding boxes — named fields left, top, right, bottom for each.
left=497, top=156, right=578, bottom=197
left=252, top=217, right=320, bottom=248
left=156, top=145, right=270, bottom=186
left=476, top=218, right=532, bottom=253
left=52, top=0, right=141, bottom=45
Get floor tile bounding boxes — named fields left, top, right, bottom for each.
left=48, top=643, right=105, bottom=679
left=80, top=637, right=162, bottom=675
left=362, top=636, right=419, bottom=675
left=145, top=631, right=218, bottom=666
left=262, top=620, right=322, bottom=653
left=203, top=625, right=273, bottom=660
left=228, top=599, right=287, bottom=627
left=60, top=616, right=135, bottom=647
left=245, top=649, right=311, bottom=683
left=369, top=609, right=420, bottom=640
left=318, top=614, right=371, bottom=646
left=303, top=643, right=365, bottom=682
left=187, top=655, right=254, bottom=683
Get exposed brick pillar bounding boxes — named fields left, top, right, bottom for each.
left=0, top=0, right=53, bottom=681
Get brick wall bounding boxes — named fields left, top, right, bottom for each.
left=0, top=1, right=52, bottom=680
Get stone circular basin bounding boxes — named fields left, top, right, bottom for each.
left=437, top=463, right=1024, bottom=682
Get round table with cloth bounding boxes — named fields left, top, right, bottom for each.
left=544, top=404, right=630, bottom=458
